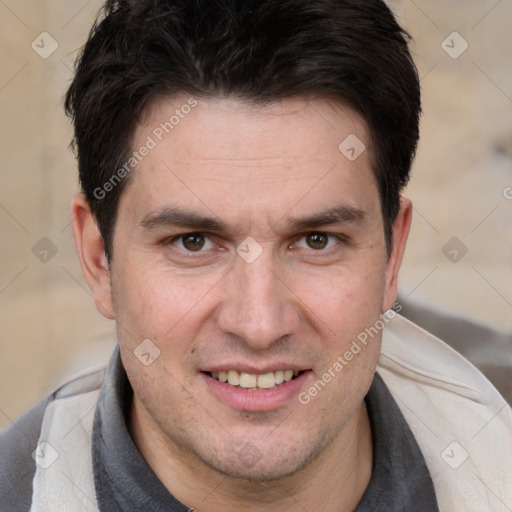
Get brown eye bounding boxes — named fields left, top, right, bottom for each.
left=306, top=232, right=329, bottom=250
left=181, top=233, right=205, bottom=251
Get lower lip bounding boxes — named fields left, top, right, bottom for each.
left=201, top=371, right=311, bottom=412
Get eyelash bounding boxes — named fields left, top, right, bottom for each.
left=293, top=232, right=341, bottom=251
left=169, top=233, right=216, bottom=253
left=166, top=232, right=346, bottom=255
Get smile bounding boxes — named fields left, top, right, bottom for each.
left=205, top=370, right=302, bottom=390
left=201, top=367, right=312, bottom=411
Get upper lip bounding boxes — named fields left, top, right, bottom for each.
left=201, top=364, right=310, bottom=374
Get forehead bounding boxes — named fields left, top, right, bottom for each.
left=140, top=95, right=369, bottom=161
left=121, top=95, right=378, bottom=227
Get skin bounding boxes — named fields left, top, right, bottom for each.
left=71, top=96, right=412, bottom=511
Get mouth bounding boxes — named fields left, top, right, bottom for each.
left=203, top=369, right=305, bottom=390
left=200, top=363, right=313, bottom=411
left=200, top=367, right=311, bottom=411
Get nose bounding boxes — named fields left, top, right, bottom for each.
left=216, top=250, right=301, bottom=350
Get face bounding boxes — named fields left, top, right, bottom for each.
left=76, top=96, right=410, bottom=482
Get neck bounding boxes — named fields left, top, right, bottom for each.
left=131, top=401, right=373, bottom=511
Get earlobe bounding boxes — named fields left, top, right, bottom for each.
left=70, top=194, right=115, bottom=320
left=382, top=197, right=412, bottom=312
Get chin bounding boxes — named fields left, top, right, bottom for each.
left=206, top=457, right=305, bottom=482
left=190, top=434, right=328, bottom=483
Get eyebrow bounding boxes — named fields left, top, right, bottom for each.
left=284, top=205, right=367, bottom=232
left=140, top=208, right=230, bottom=232
left=139, top=205, right=367, bottom=234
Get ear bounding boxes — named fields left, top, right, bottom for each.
left=70, top=194, right=115, bottom=320
left=382, top=197, right=412, bottom=312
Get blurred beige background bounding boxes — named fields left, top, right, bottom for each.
left=1, top=0, right=512, bottom=429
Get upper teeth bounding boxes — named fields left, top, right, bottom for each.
left=212, top=370, right=299, bottom=389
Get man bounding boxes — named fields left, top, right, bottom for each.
left=1, top=0, right=511, bottom=510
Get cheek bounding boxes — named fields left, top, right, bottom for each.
left=298, top=262, right=386, bottom=378
left=113, top=264, right=209, bottom=407
left=111, top=259, right=220, bottom=346
left=302, top=262, right=386, bottom=325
